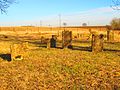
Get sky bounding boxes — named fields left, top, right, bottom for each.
left=0, top=0, right=120, bottom=26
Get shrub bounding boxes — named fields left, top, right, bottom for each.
left=111, top=18, right=120, bottom=30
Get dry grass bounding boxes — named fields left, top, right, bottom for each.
left=0, top=35, right=120, bottom=90
left=0, top=26, right=120, bottom=42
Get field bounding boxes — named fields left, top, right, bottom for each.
left=0, top=26, right=120, bottom=42
left=0, top=27, right=120, bottom=90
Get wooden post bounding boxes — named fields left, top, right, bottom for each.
left=62, top=31, right=72, bottom=48
left=92, top=34, right=104, bottom=52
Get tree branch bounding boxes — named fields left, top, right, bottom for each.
left=0, top=0, right=15, bottom=14
left=111, top=0, right=120, bottom=10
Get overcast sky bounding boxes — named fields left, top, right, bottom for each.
left=0, top=0, right=120, bottom=26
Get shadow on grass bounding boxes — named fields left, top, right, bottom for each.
left=72, top=40, right=91, bottom=43
left=0, top=54, right=11, bottom=61
left=24, top=40, right=120, bottom=53
left=104, top=49, right=120, bottom=52
left=72, top=46, right=92, bottom=52
left=28, top=41, right=63, bottom=49
left=29, top=41, right=92, bottom=51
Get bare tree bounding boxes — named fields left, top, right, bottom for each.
left=0, top=0, right=15, bottom=13
left=82, top=23, right=87, bottom=26
left=111, top=0, right=120, bottom=10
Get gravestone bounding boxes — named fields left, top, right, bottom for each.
left=50, top=35, right=57, bottom=48
left=92, top=34, right=104, bottom=52
left=62, top=31, right=72, bottom=48
left=10, top=42, right=28, bottom=61
left=77, top=33, right=80, bottom=38
left=46, top=39, right=50, bottom=48
left=41, top=36, right=46, bottom=44
left=107, top=30, right=114, bottom=42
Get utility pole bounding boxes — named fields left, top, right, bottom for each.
left=40, top=20, right=42, bottom=27
left=63, top=22, right=67, bottom=31
left=88, top=21, right=89, bottom=26
left=39, top=20, right=42, bottom=32
left=59, top=14, right=61, bottom=28
left=58, top=14, right=61, bottom=36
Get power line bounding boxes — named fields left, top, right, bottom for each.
left=59, top=14, right=61, bottom=27
left=40, top=20, right=42, bottom=26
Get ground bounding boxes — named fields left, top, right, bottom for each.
left=0, top=36, right=120, bottom=90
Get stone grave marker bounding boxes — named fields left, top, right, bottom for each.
left=92, top=33, right=104, bottom=52
left=107, top=30, right=114, bottom=42
left=62, top=31, right=72, bottom=48
left=46, top=39, right=51, bottom=48
left=50, top=35, right=57, bottom=48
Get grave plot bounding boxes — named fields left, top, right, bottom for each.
left=10, top=42, right=28, bottom=61
left=92, top=33, right=104, bottom=52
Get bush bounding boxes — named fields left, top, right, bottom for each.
left=111, top=18, right=120, bottom=30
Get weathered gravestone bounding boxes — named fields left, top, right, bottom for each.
left=62, top=31, right=72, bottom=48
left=92, top=33, right=104, bottom=52
left=41, top=36, right=47, bottom=44
left=40, top=36, right=50, bottom=48
left=10, top=42, right=28, bottom=61
left=50, top=35, right=57, bottom=48
left=46, top=39, right=51, bottom=48
left=107, top=30, right=114, bottom=42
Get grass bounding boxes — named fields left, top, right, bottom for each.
left=0, top=36, right=120, bottom=90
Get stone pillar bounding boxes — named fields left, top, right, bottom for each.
left=77, top=33, right=80, bottom=38
left=41, top=36, right=45, bottom=43
left=62, top=31, right=72, bottom=48
left=107, top=30, right=114, bottom=42
left=46, top=39, right=51, bottom=48
left=92, top=34, right=104, bottom=52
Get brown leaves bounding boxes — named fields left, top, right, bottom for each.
left=0, top=43, right=120, bottom=89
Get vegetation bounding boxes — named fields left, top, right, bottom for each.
left=0, top=36, right=120, bottom=90
left=82, top=23, right=87, bottom=26
left=111, top=18, right=120, bottom=30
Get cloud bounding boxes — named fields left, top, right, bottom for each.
left=38, top=7, right=120, bottom=26
left=1, top=7, right=120, bottom=26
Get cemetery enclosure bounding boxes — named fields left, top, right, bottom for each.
left=0, top=26, right=120, bottom=42
left=0, top=27, right=120, bottom=89
left=0, top=26, right=119, bottom=60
